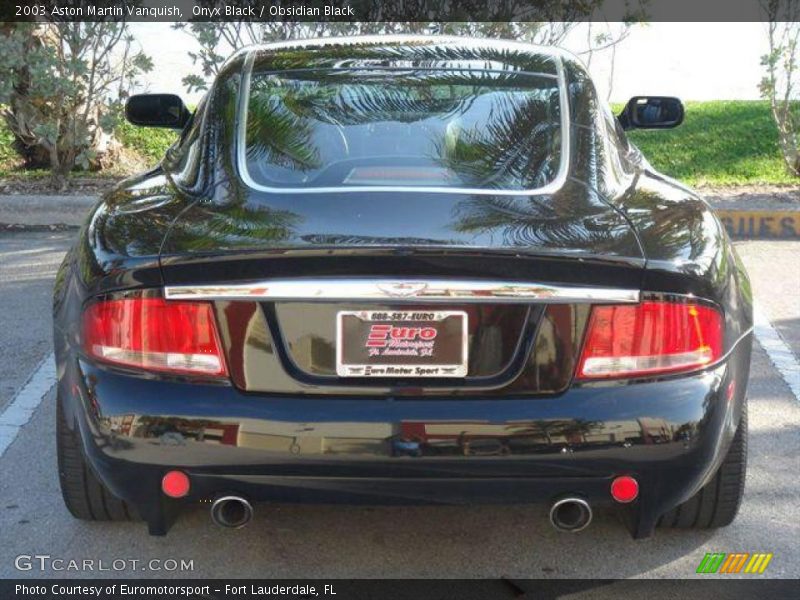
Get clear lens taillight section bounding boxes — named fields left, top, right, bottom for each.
left=577, top=300, right=723, bottom=379
left=83, top=298, right=228, bottom=377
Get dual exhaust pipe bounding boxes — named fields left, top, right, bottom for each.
left=209, top=494, right=592, bottom=532
left=549, top=497, right=593, bottom=532
left=210, top=495, right=253, bottom=529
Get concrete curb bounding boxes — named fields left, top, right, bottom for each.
left=714, top=209, right=799, bottom=239
left=0, top=195, right=96, bottom=228
left=0, top=194, right=798, bottom=238
left=705, top=188, right=800, bottom=239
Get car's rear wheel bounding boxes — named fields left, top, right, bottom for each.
left=57, top=396, right=137, bottom=521
left=659, top=404, right=747, bottom=529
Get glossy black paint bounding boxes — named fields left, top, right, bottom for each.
left=53, top=37, right=753, bottom=538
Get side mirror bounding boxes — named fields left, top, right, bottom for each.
left=618, top=96, right=684, bottom=130
left=125, top=94, right=191, bottom=129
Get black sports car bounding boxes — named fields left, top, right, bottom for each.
left=53, top=37, right=752, bottom=538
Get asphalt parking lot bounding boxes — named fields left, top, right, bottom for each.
left=0, top=231, right=798, bottom=579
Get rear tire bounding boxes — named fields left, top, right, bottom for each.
left=57, top=397, right=137, bottom=521
left=659, top=404, right=747, bottom=529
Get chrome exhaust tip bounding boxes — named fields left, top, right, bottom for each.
left=549, top=497, right=592, bottom=532
left=210, top=495, right=253, bottom=529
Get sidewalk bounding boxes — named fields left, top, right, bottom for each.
left=0, top=191, right=798, bottom=238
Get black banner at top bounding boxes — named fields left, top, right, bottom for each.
left=0, top=0, right=789, bottom=23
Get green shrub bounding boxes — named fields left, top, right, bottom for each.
left=0, top=106, right=19, bottom=176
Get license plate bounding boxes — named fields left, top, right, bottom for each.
left=336, top=310, right=468, bottom=378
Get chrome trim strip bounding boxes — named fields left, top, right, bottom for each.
left=235, top=52, right=571, bottom=196
left=727, top=326, right=755, bottom=357
left=164, top=279, right=640, bottom=304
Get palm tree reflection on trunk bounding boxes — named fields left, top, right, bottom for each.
left=451, top=192, right=635, bottom=250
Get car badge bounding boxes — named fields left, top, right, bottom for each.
left=376, top=282, right=429, bottom=297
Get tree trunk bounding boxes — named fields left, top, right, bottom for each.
left=47, top=143, right=71, bottom=191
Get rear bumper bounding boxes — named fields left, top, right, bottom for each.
left=60, top=335, right=751, bottom=538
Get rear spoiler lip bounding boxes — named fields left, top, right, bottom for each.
left=164, top=278, right=640, bottom=304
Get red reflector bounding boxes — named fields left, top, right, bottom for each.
left=83, top=298, right=228, bottom=377
left=610, top=476, right=639, bottom=503
left=726, top=380, right=737, bottom=402
left=162, top=470, right=190, bottom=498
left=577, top=300, right=723, bottom=379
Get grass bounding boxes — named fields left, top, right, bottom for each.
left=116, top=120, right=178, bottom=165
left=624, top=100, right=795, bottom=186
left=0, top=101, right=796, bottom=188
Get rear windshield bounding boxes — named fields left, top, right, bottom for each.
left=240, top=68, right=563, bottom=192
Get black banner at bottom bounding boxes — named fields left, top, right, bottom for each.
left=2, top=579, right=799, bottom=600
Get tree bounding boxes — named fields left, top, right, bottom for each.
left=174, top=13, right=643, bottom=93
left=0, top=20, right=153, bottom=188
left=760, top=0, right=800, bottom=176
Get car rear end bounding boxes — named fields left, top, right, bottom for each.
left=54, top=38, right=752, bottom=538
left=65, top=244, right=749, bottom=538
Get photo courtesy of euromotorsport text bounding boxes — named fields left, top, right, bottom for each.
left=0, top=0, right=798, bottom=598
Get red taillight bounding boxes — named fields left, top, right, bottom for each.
left=577, top=300, right=723, bottom=379
left=83, top=297, right=228, bottom=377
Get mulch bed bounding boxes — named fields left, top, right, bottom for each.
left=1, top=222, right=77, bottom=231
left=699, top=184, right=800, bottom=211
